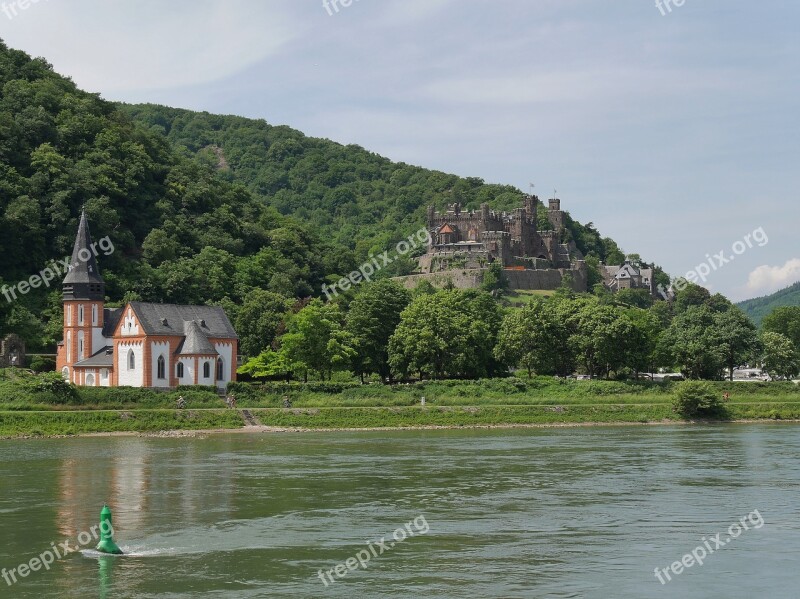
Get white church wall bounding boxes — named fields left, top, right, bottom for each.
left=150, top=341, right=171, bottom=388
left=117, top=342, right=144, bottom=387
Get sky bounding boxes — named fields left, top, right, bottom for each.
left=1, top=0, right=798, bottom=301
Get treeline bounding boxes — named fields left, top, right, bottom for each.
left=240, top=280, right=800, bottom=383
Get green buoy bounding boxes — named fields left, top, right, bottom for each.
left=96, top=505, right=123, bottom=555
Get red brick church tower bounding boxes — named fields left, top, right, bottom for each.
left=56, top=210, right=106, bottom=384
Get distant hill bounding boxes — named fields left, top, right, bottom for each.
left=737, top=281, right=800, bottom=326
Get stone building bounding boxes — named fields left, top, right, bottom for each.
left=0, top=334, right=25, bottom=368
left=601, top=261, right=656, bottom=296
left=407, top=195, right=587, bottom=292
left=55, top=211, right=238, bottom=389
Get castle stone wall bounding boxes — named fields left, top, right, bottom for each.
left=394, top=266, right=587, bottom=292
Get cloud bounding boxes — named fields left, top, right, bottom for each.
left=0, top=0, right=301, bottom=94
left=746, top=259, right=800, bottom=296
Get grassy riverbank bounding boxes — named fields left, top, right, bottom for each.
left=2, top=373, right=800, bottom=437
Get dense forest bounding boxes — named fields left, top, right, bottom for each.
left=0, top=40, right=656, bottom=353
left=738, top=281, right=800, bottom=326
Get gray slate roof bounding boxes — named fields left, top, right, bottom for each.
left=176, top=320, right=219, bottom=356
left=62, top=210, right=104, bottom=285
left=128, top=302, right=237, bottom=339
left=102, top=308, right=123, bottom=337
left=74, top=346, right=114, bottom=367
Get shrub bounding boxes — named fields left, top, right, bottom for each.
left=672, top=381, right=723, bottom=417
left=26, top=372, right=79, bottom=404
left=29, top=356, right=56, bottom=373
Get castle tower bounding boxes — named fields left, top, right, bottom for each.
left=548, top=198, right=564, bottom=230
left=57, top=210, right=105, bottom=382
left=523, top=194, right=539, bottom=225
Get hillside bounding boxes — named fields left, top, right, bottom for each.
left=738, top=281, right=800, bottom=326
left=119, top=104, right=637, bottom=269
left=1, top=39, right=640, bottom=351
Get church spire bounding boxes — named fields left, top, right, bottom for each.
left=62, top=209, right=105, bottom=301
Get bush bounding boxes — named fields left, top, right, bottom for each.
left=230, top=381, right=362, bottom=396
left=672, top=381, right=723, bottom=417
left=26, top=372, right=79, bottom=404
left=29, top=356, right=56, bottom=373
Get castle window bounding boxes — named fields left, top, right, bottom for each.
left=78, top=305, right=84, bottom=325
left=128, top=350, right=135, bottom=370
left=92, top=305, right=98, bottom=326
left=157, top=355, right=166, bottom=380
left=61, top=367, right=69, bottom=381
left=203, top=362, right=211, bottom=379
left=66, top=305, right=72, bottom=326
left=176, top=362, right=184, bottom=379
left=217, top=358, right=224, bottom=381
left=66, top=332, right=71, bottom=362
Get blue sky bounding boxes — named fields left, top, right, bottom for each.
left=1, top=0, right=798, bottom=301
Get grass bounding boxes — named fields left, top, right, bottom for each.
left=1, top=373, right=799, bottom=437
left=252, top=404, right=680, bottom=428
left=0, top=410, right=243, bottom=438
left=503, top=289, right=557, bottom=307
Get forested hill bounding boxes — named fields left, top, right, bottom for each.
left=0, top=39, right=634, bottom=351
left=738, top=281, right=800, bottom=326
left=120, top=104, right=632, bottom=266
left=121, top=104, right=522, bottom=258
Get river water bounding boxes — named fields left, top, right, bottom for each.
left=0, top=425, right=797, bottom=598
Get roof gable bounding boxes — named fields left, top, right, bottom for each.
left=127, top=302, right=237, bottom=339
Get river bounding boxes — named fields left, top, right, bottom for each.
left=0, top=425, right=797, bottom=598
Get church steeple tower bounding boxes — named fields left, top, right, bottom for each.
left=62, top=209, right=104, bottom=301
left=58, top=210, right=106, bottom=381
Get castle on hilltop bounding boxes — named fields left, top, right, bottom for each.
left=399, top=195, right=587, bottom=292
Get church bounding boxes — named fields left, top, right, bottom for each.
left=56, top=211, right=238, bottom=389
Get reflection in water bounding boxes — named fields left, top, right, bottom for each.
left=98, top=556, right=114, bottom=599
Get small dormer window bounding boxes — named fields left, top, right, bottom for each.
left=161, top=318, right=168, bottom=326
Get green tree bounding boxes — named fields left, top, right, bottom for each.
left=494, top=299, right=570, bottom=377
left=235, top=290, right=292, bottom=358
left=759, top=331, right=800, bottom=379
left=674, top=282, right=712, bottom=314
left=345, top=280, right=411, bottom=382
left=615, top=288, right=654, bottom=309
left=712, top=308, right=760, bottom=381
left=481, top=262, right=508, bottom=294
left=570, top=300, right=635, bottom=378
left=658, top=305, right=723, bottom=380
left=238, top=348, right=295, bottom=383
left=762, top=306, right=800, bottom=349
left=621, top=308, right=662, bottom=377
left=388, top=290, right=501, bottom=379
left=279, top=300, right=355, bottom=381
